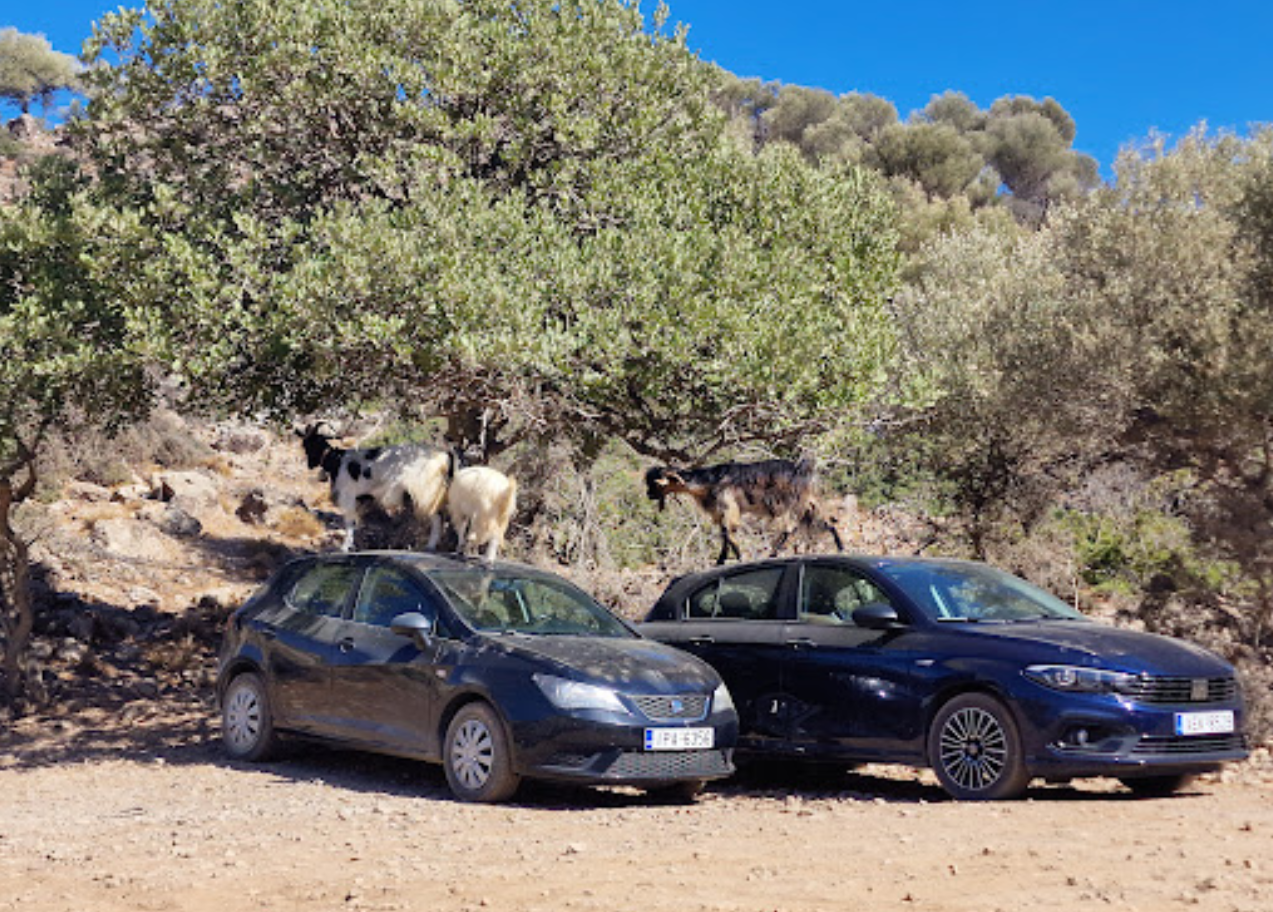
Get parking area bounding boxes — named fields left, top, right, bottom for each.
left=1, top=700, right=1270, bottom=912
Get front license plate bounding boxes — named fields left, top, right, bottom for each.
left=644, top=727, right=714, bottom=751
left=1175, top=710, right=1235, bottom=736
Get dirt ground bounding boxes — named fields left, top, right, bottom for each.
left=2, top=696, right=1270, bottom=912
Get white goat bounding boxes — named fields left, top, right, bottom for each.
left=447, top=466, right=518, bottom=563
left=297, top=423, right=453, bottom=552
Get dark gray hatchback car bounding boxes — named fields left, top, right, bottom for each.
left=217, top=552, right=737, bottom=802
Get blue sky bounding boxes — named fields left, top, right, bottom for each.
left=6, top=0, right=1271, bottom=175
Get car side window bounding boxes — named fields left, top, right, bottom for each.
left=798, top=565, right=892, bottom=626
left=286, top=563, right=361, bottom=618
left=354, top=567, right=434, bottom=628
left=688, top=568, right=785, bottom=621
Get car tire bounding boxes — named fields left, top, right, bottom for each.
left=222, top=671, right=279, bottom=762
left=1120, top=774, right=1195, bottom=797
left=644, top=779, right=706, bottom=804
left=444, top=702, right=521, bottom=803
left=928, top=693, right=1030, bottom=801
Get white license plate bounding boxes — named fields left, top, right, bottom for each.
left=1175, top=710, right=1235, bottom=736
left=644, top=727, right=714, bottom=751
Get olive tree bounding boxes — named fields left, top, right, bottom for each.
left=0, top=28, right=80, bottom=117
left=0, top=158, right=155, bottom=705
left=76, top=0, right=904, bottom=462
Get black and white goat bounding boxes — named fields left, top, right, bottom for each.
left=645, top=457, right=844, bottom=565
left=298, top=423, right=453, bottom=552
left=446, top=466, right=518, bottom=563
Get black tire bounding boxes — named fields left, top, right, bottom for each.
left=928, top=693, right=1030, bottom=801
left=644, top=779, right=706, bottom=804
left=222, top=671, right=279, bottom=762
left=443, top=702, right=521, bottom=803
left=1120, top=774, right=1195, bottom=797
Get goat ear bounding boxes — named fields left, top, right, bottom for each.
left=665, top=471, right=685, bottom=487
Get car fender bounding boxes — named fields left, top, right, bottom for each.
left=918, top=657, right=1029, bottom=741
left=215, top=644, right=268, bottom=707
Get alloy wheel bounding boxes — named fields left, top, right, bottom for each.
left=938, top=704, right=1010, bottom=793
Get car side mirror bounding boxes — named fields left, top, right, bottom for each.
left=852, top=602, right=904, bottom=630
left=390, top=611, right=435, bottom=644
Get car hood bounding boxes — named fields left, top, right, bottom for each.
left=486, top=634, right=721, bottom=693
left=953, top=620, right=1232, bottom=675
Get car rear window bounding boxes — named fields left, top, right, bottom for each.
left=689, top=567, right=784, bottom=620
left=286, top=563, right=361, bottom=618
left=430, top=570, right=633, bottom=637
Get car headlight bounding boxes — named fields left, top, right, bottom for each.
left=1024, top=664, right=1138, bottom=694
left=533, top=674, right=628, bottom=713
left=712, top=681, right=735, bottom=714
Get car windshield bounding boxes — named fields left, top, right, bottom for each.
left=880, top=562, right=1086, bottom=623
left=430, top=570, right=633, bottom=637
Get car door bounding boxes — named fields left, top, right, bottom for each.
left=262, top=558, right=363, bottom=735
left=644, top=564, right=794, bottom=752
left=778, top=560, right=927, bottom=760
left=324, top=562, right=459, bottom=757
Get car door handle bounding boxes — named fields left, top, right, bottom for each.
left=338, top=637, right=356, bottom=654
left=687, top=635, right=715, bottom=646
left=785, top=637, right=816, bottom=649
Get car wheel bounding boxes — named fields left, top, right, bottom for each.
left=222, top=671, right=279, bottom=762
left=644, top=779, right=706, bottom=804
left=444, top=702, right=521, bottom=803
left=1120, top=774, right=1195, bottom=797
left=928, top=693, right=1030, bottom=801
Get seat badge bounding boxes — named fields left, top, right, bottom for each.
left=1190, top=679, right=1208, bottom=701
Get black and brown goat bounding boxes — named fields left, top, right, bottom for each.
left=645, top=458, right=845, bottom=565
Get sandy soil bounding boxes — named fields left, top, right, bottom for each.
left=2, top=697, right=1270, bottom=912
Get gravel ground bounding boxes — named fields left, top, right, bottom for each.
left=2, top=698, right=1271, bottom=912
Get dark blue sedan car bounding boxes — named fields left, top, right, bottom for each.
left=218, top=552, right=737, bottom=803
left=639, top=555, right=1247, bottom=800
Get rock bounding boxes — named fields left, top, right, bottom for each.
left=214, top=426, right=268, bottom=454
left=157, top=505, right=203, bottom=538
left=66, top=481, right=113, bottom=503
left=236, top=489, right=270, bottom=525
left=154, top=471, right=220, bottom=506
left=90, top=517, right=176, bottom=562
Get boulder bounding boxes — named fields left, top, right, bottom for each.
left=154, top=470, right=220, bottom=506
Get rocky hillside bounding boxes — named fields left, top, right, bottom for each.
left=16, top=414, right=335, bottom=714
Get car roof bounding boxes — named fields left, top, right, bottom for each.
left=650, top=553, right=987, bottom=607
left=288, top=550, right=569, bottom=581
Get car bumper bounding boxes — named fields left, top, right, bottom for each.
left=1020, top=697, right=1248, bottom=779
left=508, top=714, right=738, bottom=786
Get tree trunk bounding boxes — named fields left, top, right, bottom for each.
left=0, top=467, right=36, bottom=705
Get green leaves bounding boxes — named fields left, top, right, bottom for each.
left=63, top=0, right=903, bottom=459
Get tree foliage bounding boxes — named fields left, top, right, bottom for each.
left=713, top=76, right=1098, bottom=234
left=0, top=28, right=80, bottom=117
left=0, top=158, right=153, bottom=702
left=896, top=127, right=1273, bottom=644
left=77, top=0, right=903, bottom=460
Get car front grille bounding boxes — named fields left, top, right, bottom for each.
left=1131, top=734, right=1246, bottom=756
left=1121, top=675, right=1239, bottom=705
left=605, top=749, right=732, bottom=780
left=630, top=694, right=710, bottom=722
